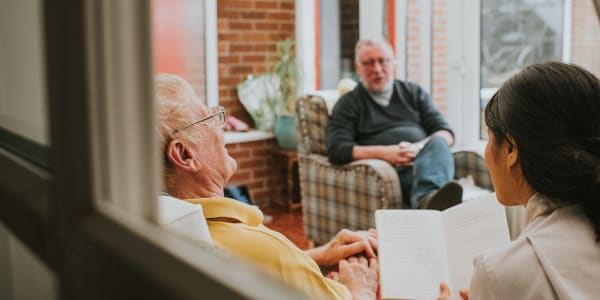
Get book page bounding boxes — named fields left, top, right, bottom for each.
left=441, top=194, right=510, bottom=293
left=376, top=210, right=450, bottom=300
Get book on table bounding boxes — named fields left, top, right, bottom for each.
left=375, top=194, right=510, bottom=300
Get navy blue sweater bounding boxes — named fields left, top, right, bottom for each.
left=327, top=80, right=453, bottom=164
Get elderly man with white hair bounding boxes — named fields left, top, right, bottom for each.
left=328, top=38, right=460, bottom=211
left=155, top=74, right=378, bottom=300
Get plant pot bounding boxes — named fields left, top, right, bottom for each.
left=274, top=113, right=297, bottom=150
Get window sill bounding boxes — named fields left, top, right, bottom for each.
left=224, top=130, right=274, bottom=144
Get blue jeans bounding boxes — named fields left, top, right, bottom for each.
left=397, top=135, right=454, bottom=208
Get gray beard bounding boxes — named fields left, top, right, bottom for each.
left=368, top=79, right=394, bottom=106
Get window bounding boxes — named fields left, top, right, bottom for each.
left=151, top=0, right=219, bottom=107
left=0, top=1, right=308, bottom=298
left=479, top=0, right=566, bottom=139
left=447, top=0, right=572, bottom=150
left=305, top=0, right=403, bottom=91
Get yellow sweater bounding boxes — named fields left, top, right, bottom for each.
left=185, top=197, right=352, bottom=300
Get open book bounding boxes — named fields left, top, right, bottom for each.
left=375, top=194, right=510, bottom=300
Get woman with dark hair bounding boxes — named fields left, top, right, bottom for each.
left=438, top=62, right=600, bottom=299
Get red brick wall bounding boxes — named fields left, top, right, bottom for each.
left=217, top=0, right=296, bottom=126
left=571, top=0, right=600, bottom=76
left=431, top=0, right=448, bottom=113
left=405, top=0, right=449, bottom=116
left=226, top=139, right=287, bottom=207
left=218, top=0, right=296, bottom=208
left=406, top=0, right=422, bottom=86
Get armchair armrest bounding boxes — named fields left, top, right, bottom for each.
left=298, top=153, right=403, bottom=244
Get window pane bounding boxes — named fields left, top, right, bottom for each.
left=479, top=0, right=564, bottom=139
left=319, top=0, right=359, bottom=89
left=152, top=0, right=207, bottom=102
left=0, top=0, right=50, bottom=167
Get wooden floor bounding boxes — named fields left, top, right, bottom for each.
left=261, top=206, right=310, bottom=250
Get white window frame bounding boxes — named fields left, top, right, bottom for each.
left=447, top=0, right=572, bottom=153
left=0, top=0, right=309, bottom=298
left=205, top=0, right=219, bottom=107
left=85, top=1, right=306, bottom=298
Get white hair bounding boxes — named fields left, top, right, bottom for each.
left=354, top=38, right=395, bottom=63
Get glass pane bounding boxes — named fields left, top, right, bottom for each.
left=479, top=0, right=564, bottom=139
left=319, top=0, right=359, bottom=89
left=0, top=0, right=50, bottom=167
left=152, top=0, right=207, bottom=102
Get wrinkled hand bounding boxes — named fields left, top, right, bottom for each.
left=381, top=144, right=416, bottom=167
left=306, top=229, right=378, bottom=267
left=334, top=256, right=379, bottom=300
left=438, top=282, right=469, bottom=300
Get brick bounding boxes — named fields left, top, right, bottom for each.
left=242, top=55, right=267, bottom=63
left=281, top=23, right=295, bottom=31
left=219, top=32, right=240, bottom=41
left=219, top=55, right=240, bottom=64
left=256, top=1, right=278, bottom=9
left=230, top=65, right=254, bottom=74
left=229, top=22, right=253, bottom=30
left=230, top=44, right=253, bottom=52
left=256, top=22, right=279, bottom=30
left=238, top=159, right=266, bottom=169
left=221, top=0, right=253, bottom=9
left=266, top=12, right=292, bottom=20
left=219, top=11, right=241, bottom=19
left=230, top=170, right=251, bottom=181
left=280, top=2, right=294, bottom=10
left=241, top=11, right=266, bottom=19
left=247, top=180, right=265, bottom=190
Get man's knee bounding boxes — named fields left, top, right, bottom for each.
left=423, top=134, right=450, bottom=152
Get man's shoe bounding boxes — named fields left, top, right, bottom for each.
left=418, top=181, right=463, bottom=210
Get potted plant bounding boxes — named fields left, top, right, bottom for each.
left=269, top=38, right=299, bottom=150
left=235, top=38, right=299, bottom=140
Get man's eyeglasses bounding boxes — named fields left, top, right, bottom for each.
left=361, top=57, right=391, bottom=68
left=172, top=106, right=225, bottom=136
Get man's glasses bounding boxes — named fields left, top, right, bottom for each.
left=172, top=106, right=225, bottom=136
left=361, top=57, right=391, bottom=68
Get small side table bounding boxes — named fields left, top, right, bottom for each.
left=272, top=148, right=301, bottom=211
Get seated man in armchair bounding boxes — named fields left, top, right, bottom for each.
left=328, top=38, right=461, bottom=210
left=155, top=74, right=378, bottom=300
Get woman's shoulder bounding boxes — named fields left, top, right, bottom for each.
left=472, top=205, right=600, bottom=299
left=471, top=236, right=557, bottom=299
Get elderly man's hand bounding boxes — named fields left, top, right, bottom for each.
left=329, top=256, right=379, bottom=300
left=306, top=229, right=378, bottom=267
left=381, top=144, right=416, bottom=167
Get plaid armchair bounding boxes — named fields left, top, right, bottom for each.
left=295, top=94, right=494, bottom=245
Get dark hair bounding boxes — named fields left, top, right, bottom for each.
left=485, top=62, right=600, bottom=240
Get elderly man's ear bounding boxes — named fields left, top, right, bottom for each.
left=166, top=140, right=201, bottom=172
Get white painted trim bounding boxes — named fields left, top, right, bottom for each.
left=418, top=0, right=432, bottom=94
left=359, top=0, right=385, bottom=39
left=562, top=0, right=572, bottom=63
left=447, top=0, right=481, bottom=148
left=295, top=0, right=316, bottom=94
left=394, top=0, right=408, bottom=80
left=224, top=130, right=274, bottom=144
left=85, top=0, right=159, bottom=219
left=205, top=0, right=219, bottom=106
